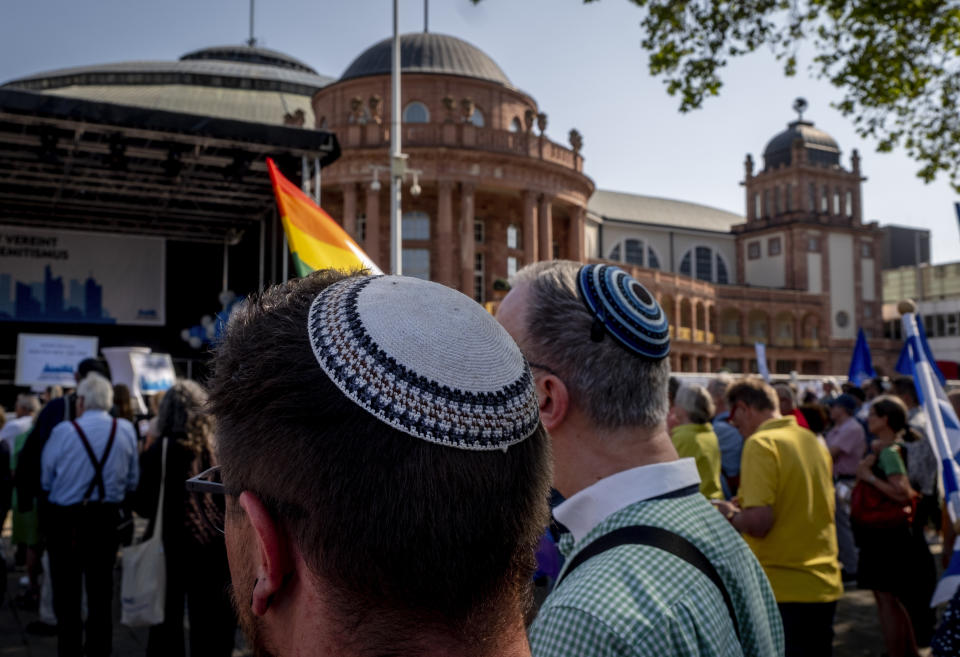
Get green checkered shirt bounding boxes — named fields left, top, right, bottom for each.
left=529, top=491, right=784, bottom=657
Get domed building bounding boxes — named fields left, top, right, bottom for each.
left=4, top=44, right=333, bottom=125
left=586, top=111, right=886, bottom=374
left=312, top=33, right=594, bottom=302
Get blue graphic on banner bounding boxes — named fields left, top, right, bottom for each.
left=0, top=266, right=116, bottom=324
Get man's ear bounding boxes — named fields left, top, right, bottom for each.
left=536, top=374, right=569, bottom=432
left=239, top=491, right=293, bottom=617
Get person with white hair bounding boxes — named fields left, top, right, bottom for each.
left=669, top=384, right=724, bottom=500
left=41, top=372, right=139, bottom=657
left=0, top=393, right=40, bottom=453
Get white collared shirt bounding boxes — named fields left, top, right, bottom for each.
left=553, top=458, right=701, bottom=543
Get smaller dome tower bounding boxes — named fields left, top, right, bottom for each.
left=736, top=99, right=881, bottom=345
left=743, top=99, right=863, bottom=227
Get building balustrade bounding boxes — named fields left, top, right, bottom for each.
left=772, top=336, right=796, bottom=347
left=718, top=333, right=741, bottom=345
left=340, top=122, right=583, bottom=172
left=694, top=329, right=705, bottom=343
left=801, top=338, right=820, bottom=348
left=676, top=327, right=692, bottom=341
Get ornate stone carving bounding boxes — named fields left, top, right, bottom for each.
left=349, top=96, right=364, bottom=121
left=442, top=96, right=456, bottom=122
left=461, top=97, right=475, bottom=122
left=524, top=109, right=535, bottom=133
left=537, top=112, right=547, bottom=134
left=368, top=94, right=383, bottom=124
left=744, top=153, right=754, bottom=177
left=568, top=128, right=583, bottom=153
left=283, top=108, right=306, bottom=127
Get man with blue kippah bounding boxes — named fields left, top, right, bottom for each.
left=497, top=260, right=783, bottom=657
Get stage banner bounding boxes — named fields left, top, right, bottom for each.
left=130, top=351, right=176, bottom=396
left=0, top=225, right=165, bottom=326
left=15, top=333, right=99, bottom=387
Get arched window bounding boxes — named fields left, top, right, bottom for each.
left=506, top=224, right=520, bottom=249
left=402, top=211, right=430, bottom=239
left=510, top=117, right=523, bottom=133
left=318, top=116, right=328, bottom=129
left=403, top=101, right=430, bottom=124
left=348, top=107, right=370, bottom=125
left=469, top=108, right=485, bottom=128
left=606, top=239, right=661, bottom=269
left=678, top=246, right=731, bottom=284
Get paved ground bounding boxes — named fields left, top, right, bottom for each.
left=0, top=532, right=941, bottom=656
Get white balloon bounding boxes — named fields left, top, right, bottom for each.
left=219, top=290, right=236, bottom=306
left=180, top=329, right=190, bottom=341
left=201, top=315, right=213, bottom=327
left=188, top=336, right=203, bottom=349
left=205, top=323, right=217, bottom=338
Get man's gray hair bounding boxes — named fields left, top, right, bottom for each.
left=707, top=374, right=733, bottom=402
left=511, top=260, right=669, bottom=429
left=16, top=394, right=40, bottom=414
left=77, top=372, right=113, bottom=411
left=675, top=385, right=716, bottom=424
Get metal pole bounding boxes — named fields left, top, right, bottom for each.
left=390, top=0, right=403, bottom=275
left=424, top=0, right=428, bottom=32
left=258, top=217, right=265, bottom=289
left=248, top=0, right=256, bottom=46
left=314, top=156, right=321, bottom=205
left=222, top=240, right=229, bottom=291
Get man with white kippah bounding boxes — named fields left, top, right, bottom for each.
left=205, top=270, right=551, bottom=657
left=497, top=260, right=783, bottom=657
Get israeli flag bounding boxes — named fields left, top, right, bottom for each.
left=901, top=313, right=960, bottom=606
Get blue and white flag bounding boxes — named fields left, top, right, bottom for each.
left=848, top=327, right=876, bottom=386
left=754, top=342, right=771, bottom=382
left=902, top=312, right=960, bottom=605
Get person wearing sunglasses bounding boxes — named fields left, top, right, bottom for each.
left=191, top=270, right=550, bottom=657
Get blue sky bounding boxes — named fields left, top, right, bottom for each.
left=3, top=0, right=958, bottom=263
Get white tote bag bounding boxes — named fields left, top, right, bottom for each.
left=120, top=438, right=167, bottom=627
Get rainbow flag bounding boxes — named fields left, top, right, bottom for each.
left=267, top=158, right=382, bottom=277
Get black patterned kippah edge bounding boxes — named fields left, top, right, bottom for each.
left=577, top=265, right=671, bottom=360
left=307, top=276, right=541, bottom=451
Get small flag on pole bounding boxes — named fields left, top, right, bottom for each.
left=847, top=327, right=876, bottom=386
left=901, top=312, right=960, bottom=605
left=266, top=158, right=382, bottom=277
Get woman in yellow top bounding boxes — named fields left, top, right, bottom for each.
left=668, top=384, right=724, bottom=499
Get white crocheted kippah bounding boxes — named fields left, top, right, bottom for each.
left=307, top=275, right=540, bottom=450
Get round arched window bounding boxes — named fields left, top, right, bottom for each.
left=510, top=117, right=523, bottom=133
left=470, top=108, right=485, bottom=128
left=403, top=102, right=430, bottom=124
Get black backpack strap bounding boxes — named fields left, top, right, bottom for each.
left=72, top=419, right=117, bottom=503
left=555, top=525, right=741, bottom=642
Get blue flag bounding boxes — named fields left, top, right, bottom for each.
left=902, top=313, right=960, bottom=605
left=847, top=327, right=876, bottom=386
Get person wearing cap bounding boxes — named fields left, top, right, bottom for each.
left=714, top=378, right=843, bottom=657
left=825, top=393, right=866, bottom=579
left=205, top=270, right=551, bottom=657
left=497, top=261, right=783, bottom=657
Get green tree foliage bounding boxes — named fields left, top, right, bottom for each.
left=476, top=0, right=960, bottom=191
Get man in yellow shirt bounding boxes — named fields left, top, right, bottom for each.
left=714, top=378, right=843, bottom=657
left=668, top=384, right=724, bottom=499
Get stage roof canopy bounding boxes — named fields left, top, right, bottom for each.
left=0, top=89, right=339, bottom=243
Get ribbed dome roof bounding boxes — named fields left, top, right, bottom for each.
left=2, top=44, right=333, bottom=126
left=341, top=33, right=511, bottom=87
left=180, top=45, right=319, bottom=75
left=763, top=120, right=840, bottom=169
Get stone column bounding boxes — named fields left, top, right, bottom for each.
left=538, top=195, right=553, bottom=261
left=342, top=183, right=357, bottom=239
left=459, top=183, right=476, bottom=296
left=365, top=184, right=380, bottom=268
left=569, top=206, right=586, bottom=262
left=436, top=181, right=454, bottom=287
left=522, top=190, right=538, bottom=264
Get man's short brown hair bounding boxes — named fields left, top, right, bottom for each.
left=208, top=271, right=551, bottom=650
left=726, top=377, right=779, bottom=412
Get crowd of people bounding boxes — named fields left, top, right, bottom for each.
left=1, top=260, right=959, bottom=657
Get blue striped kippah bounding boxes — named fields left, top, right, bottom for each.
left=576, top=264, right=670, bottom=360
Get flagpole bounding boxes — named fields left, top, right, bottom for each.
left=390, top=0, right=403, bottom=275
